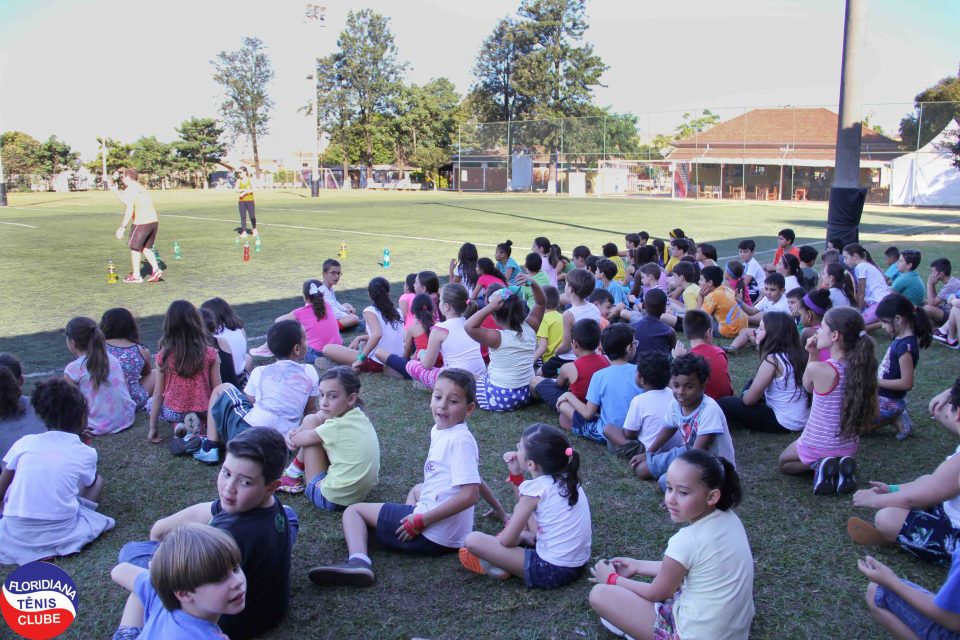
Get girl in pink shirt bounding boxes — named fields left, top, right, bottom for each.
left=276, top=279, right=343, bottom=364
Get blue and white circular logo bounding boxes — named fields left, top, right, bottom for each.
left=1, top=562, right=77, bottom=639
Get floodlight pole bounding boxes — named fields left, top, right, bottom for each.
left=827, top=0, right=868, bottom=246
left=0, top=145, right=7, bottom=206
left=303, top=4, right=327, bottom=197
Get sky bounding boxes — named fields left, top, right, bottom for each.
left=1, top=0, right=958, bottom=161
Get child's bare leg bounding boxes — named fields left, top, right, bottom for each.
left=634, top=459, right=654, bottom=480
left=79, top=474, right=104, bottom=502
left=406, top=483, right=422, bottom=506
left=204, top=383, right=233, bottom=442
left=529, top=375, right=545, bottom=396
left=302, top=441, right=331, bottom=480
left=557, top=400, right=575, bottom=431
left=589, top=584, right=657, bottom=640
left=874, top=507, right=909, bottom=543
left=322, top=344, right=360, bottom=365
left=865, top=582, right=920, bottom=640
left=948, top=307, right=960, bottom=341
left=341, top=503, right=383, bottom=558
left=118, top=591, right=145, bottom=628
left=479, top=480, right=508, bottom=522
left=661, top=312, right=678, bottom=328
left=463, top=531, right=526, bottom=577
left=730, top=328, right=752, bottom=351
left=338, top=313, right=361, bottom=330
left=142, top=371, right=156, bottom=397
left=602, top=425, right=631, bottom=447
left=778, top=440, right=809, bottom=475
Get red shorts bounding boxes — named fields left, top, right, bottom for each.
left=356, top=359, right=384, bottom=373
left=128, top=223, right=158, bottom=251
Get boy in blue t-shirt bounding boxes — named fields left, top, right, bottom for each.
left=116, top=428, right=297, bottom=640
left=595, top=258, right=629, bottom=320
left=111, top=523, right=245, bottom=640
left=557, top=324, right=640, bottom=443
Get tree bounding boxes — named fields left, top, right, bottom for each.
left=469, top=17, right=535, bottom=123
left=0, top=131, right=41, bottom=190
left=939, top=127, right=960, bottom=171
left=899, top=76, right=960, bottom=150
left=390, top=78, right=461, bottom=166
left=321, top=10, right=407, bottom=183
left=36, top=136, right=79, bottom=181
left=411, top=146, right=448, bottom=190
left=86, top=137, right=133, bottom=180
left=212, top=37, right=274, bottom=176
left=130, top=137, right=175, bottom=188
left=674, top=109, right=721, bottom=140
left=173, top=117, right=226, bottom=189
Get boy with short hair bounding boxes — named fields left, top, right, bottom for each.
left=664, top=261, right=700, bottom=326
left=602, top=242, right=628, bottom=283
left=638, top=231, right=650, bottom=246
left=604, top=350, right=682, bottom=459
left=925, top=258, right=960, bottom=324
left=596, top=258, right=629, bottom=319
left=531, top=318, right=609, bottom=411
left=891, top=249, right=926, bottom=306
left=726, top=273, right=789, bottom=352
left=117, top=428, right=297, bottom=640
left=677, top=309, right=733, bottom=400
left=883, top=246, right=901, bottom=285
left=738, top=239, right=766, bottom=303
left=588, top=290, right=613, bottom=330
left=533, top=285, right=564, bottom=366
left=111, top=523, right=246, bottom=640
left=519, top=253, right=551, bottom=307
left=798, top=245, right=820, bottom=290
left=556, top=324, right=641, bottom=443
left=698, top=265, right=748, bottom=339
left=629, top=289, right=676, bottom=357
left=630, top=353, right=736, bottom=490
left=785, top=287, right=807, bottom=327
left=540, top=268, right=600, bottom=378
left=319, top=258, right=361, bottom=330
left=764, top=228, right=800, bottom=272
left=188, top=320, right=319, bottom=464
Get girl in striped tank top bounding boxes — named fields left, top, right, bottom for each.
left=778, top=307, right=878, bottom=496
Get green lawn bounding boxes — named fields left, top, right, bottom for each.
left=1, top=189, right=959, bottom=639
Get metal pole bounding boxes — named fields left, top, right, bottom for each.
left=0, top=145, right=7, bottom=206
left=101, top=138, right=108, bottom=189
left=457, top=124, right=462, bottom=192
left=827, top=0, right=868, bottom=244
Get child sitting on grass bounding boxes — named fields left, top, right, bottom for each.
left=0, top=377, right=114, bottom=565
left=149, top=300, right=221, bottom=444
left=698, top=265, right=748, bottom=341
left=281, top=367, right=380, bottom=506
left=533, top=286, right=563, bottom=366
left=322, top=277, right=405, bottom=374
left=556, top=324, right=640, bottom=445
left=187, top=320, right=318, bottom=464
left=318, top=258, right=361, bottom=331
left=588, top=290, right=613, bottom=331
left=117, top=427, right=297, bottom=640
left=110, top=524, right=246, bottom=640
left=663, top=260, right=700, bottom=329
left=267, top=280, right=342, bottom=365
left=540, top=269, right=599, bottom=378
left=100, top=307, right=154, bottom=412
left=306, top=369, right=482, bottom=588
left=799, top=245, right=820, bottom=290
left=605, top=350, right=681, bottom=459
left=590, top=450, right=753, bottom=640
left=596, top=258, right=630, bottom=320
left=778, top=307, right=878, bottom=496
left=530, top=319, right=608, bottom=416
left=64, top=316, right=136, bottom=436
left=629, top=288, right=676, bottom=356
left=673, top=310, right=733, bottom=400
left=0, top=353, right=45, bottom=461
left=891, top=249, right=927, bottom=307
left=632, top=354, right=736, bottom=490
left=725, top=273, right=788, bottom=353
left=882, top=246, right=901, bottom=285
left=459, top=423, right=591, bottom=588
left=925, top=258, right=960, bottom=326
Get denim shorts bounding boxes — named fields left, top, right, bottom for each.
left=305, top=472, right=344, bottom=512
left=373, top=503, right=454, bottom=556
left=524, top=548, right=584, bottom=589
left=875, top=579, right=960, bottom=640
left=647, top=446, right=686, bottom=491
left=571, top=412, right=606, bottom=443
left=210, top=385, right=252, bottom=444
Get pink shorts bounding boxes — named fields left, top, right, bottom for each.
left=796, top=440, right=859, bottom=467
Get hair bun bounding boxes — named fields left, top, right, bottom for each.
left=505, top=240, right=512, bottom=246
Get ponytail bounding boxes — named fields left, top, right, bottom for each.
left=875, top=293, right=933, bottom=348
left=522, top=423, right=581, bottom=507
left=826, top=262, right=856, bottom=306
left=678, top=449, right=742, bottom=510
left=0, top=364, right=23, bottom=419
left=477, top=257, right=506, bottom=283
left=66, top=317, right=110, bottom=389
left=302, top=279, right=327, bottom=321
left=411, top=293, right=436, bottom=335
left=368, top=277, right=401, bottom=326
left=440, top=283, right=471, bottom=317
left=494, top=291, right=527, bottom=335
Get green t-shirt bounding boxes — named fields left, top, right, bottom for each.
left=521, top=270, right=552, bottom=306
left=891, top=270, right=926, bottom=307
left=315, top=407, right=380, bottom=506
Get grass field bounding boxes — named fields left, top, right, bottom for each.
left=1, top=189, right=960, bottom=639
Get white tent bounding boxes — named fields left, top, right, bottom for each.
left=891, top=125, right=960, bottom=206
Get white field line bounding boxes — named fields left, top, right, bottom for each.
left=0, top=221, right=37, bottom=228
left=162, top=214, right=498, bottom=247
left=24, top=334, right=269, bottom=379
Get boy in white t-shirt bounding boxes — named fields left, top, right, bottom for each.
left=726, top=273, right=789, bottom=353
left=604, top=350, right=683, bottom=459
left=306, top=369, right=482, bottom=587
left=319, top=258, right=361, bottom=330
left=186, top=320, right=319, bottom=464
left=632, top=354, right=736, bottom=490
left=739, top=239, right=767, bottom=303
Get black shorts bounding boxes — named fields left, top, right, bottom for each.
left=128, top=223, right=158, bottom=251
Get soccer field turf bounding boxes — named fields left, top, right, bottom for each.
left=1, top=189, right=960, bottom=639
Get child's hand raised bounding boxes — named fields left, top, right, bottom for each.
left=671, top=341, right=688, bottom=358
left=804, top=334, right=819, bottom=354
left=503, top=451, right=524, bottom=476
left=514, top=272, right=530, bottom=286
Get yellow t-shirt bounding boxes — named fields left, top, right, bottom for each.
left=314, top=407, right=380, bottom=506
left=665, top=256, right=679, bottom=274
left=609, top=256, right=627, bottom=283
left=237, top=176, right=254, bottom=202
left=536, top=310, right=564, bottom=361
left=682, top=283, right=700, bottom=310
left=701, top=285, right=747, bottom=338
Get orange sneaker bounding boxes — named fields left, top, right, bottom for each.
left=458, top=548, right=509, bottom=579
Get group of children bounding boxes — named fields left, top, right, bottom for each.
left=3, top=227, right=960, bottom=639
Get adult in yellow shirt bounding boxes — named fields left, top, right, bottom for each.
left=236, top=166, right=258, bottom=238
left=111, top=168, right=162, bottom=283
